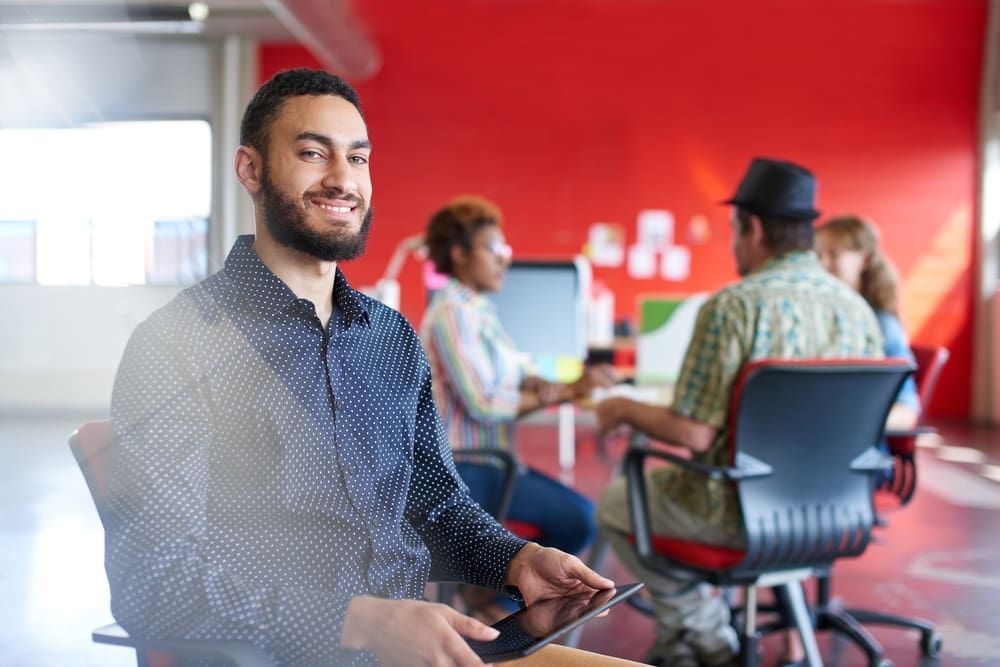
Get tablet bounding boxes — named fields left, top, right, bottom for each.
left=465, top=582, right=644, bottom=662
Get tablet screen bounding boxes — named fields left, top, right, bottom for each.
left=465, top=582, right=644, bottom=662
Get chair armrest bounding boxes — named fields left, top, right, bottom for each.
left=849, top=447, right=894, bottom=473
left=622, top=442, right=773, bottom=562
left=625, top=435, right=773, bottom=482
left=450, top=447, right=518, bottom=522
left=92, top=623, right=277, bottom=667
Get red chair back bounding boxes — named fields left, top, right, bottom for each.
left=69, top=421, right=180, bottom=667
left=910, top=345, right=949, bottom=422
left=880, top=345, right=950, bottom=506
left=69, top=420, right=114, bottom=526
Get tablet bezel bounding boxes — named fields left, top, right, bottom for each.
left=466, top=582, right=644, bottom=662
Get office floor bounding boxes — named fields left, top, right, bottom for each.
left=1, top=414, right=998, bottom=667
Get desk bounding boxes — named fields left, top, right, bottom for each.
left=557, top=384, right=673, bottom=470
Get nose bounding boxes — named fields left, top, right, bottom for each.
left=321, top=155, right=358, bottom=194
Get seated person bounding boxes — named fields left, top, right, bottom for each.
left=105, top=67, right=629, bottom=667
left=421, top=195, right=616, bottom=563
left=593, top=158, right=884, bottom=667
left=815, top=215, right=920, bottom=429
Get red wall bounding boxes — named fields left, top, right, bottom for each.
left=260, top=0, right=985, bottom=418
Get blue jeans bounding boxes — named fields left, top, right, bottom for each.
left=455, top=461, right=598, bottom=555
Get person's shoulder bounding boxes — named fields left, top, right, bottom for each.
left=132, top=271, right=230, bottom=342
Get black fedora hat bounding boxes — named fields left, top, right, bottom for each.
left=723, top=157, right=820, bottom=222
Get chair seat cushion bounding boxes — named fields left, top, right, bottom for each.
left=627, top=534, right=745, bottom=569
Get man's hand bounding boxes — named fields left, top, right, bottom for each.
left=570, top=364, right=620, bottom=400
left=594, top=396, right=634, bottom=437
left=341, top=597, right=498, bottom=667
left=504, top=543, right=614, bottom=606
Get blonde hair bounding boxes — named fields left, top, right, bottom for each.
left=816, top=215, right=900, bottom=315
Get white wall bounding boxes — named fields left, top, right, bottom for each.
left=0, top=34, right=256, bottom=414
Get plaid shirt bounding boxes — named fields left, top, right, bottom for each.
left=658, top=250, right=884, bottom=534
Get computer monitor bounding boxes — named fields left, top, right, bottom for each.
left=485, top=258, right=590, bottom=362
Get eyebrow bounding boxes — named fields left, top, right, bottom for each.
left=295, top=131, right=371, bottom=151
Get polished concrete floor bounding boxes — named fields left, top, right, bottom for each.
left=1, top=414, right=998, bottom=666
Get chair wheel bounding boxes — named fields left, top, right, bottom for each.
left=921, top=632, right=943, bottom=657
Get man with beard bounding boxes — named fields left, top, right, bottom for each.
left=105, top=68, right=623, bottom=667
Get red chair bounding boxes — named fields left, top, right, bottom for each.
left=617, top=359, right=912, bottom=667
left=881, top=345, right=950, bottom=505
left=69, top=420, right=276, bottom=667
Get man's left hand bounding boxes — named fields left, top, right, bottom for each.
left=504, top=543, right=614, bottom=606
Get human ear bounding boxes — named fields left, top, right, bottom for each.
left=449, top=243, right=468, bottom=271
left=234, top=146, right=262, bottom=195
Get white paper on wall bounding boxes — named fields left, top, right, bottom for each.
left=587, top=222, right=625, bottom=267
left=627, top=243, right=657, bottom=279
left=637, top=209, right=674, bottom=248
left=660, top=245, right=691, bottom=281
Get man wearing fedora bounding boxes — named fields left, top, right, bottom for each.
left=593, top=157, right=883, bottom=667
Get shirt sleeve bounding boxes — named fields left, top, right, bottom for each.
left=405, top=357, right=528, bottom=588
left=876, top=310, right=920, bottom=411
left=670, top=293, right=749, bottom=429
left=106, top=315, right=356, bottom=667
left=425, top=300, right=522, bottom=423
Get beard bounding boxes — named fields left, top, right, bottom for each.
left=259, top=167, right=373, bottom=262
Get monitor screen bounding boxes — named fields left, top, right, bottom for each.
left=485, top=260, right=586, bottom=361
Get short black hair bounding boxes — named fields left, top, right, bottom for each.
left=735, top=207, right=814, bottom=253
left=239, top=68, right=363, bottom=156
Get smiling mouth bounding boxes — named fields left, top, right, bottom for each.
left=317, top=203, right=354, bottom=214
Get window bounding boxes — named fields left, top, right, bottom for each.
left=0, top=120, right=211, bottom=286
left=0, top=220, right=36, bottom=283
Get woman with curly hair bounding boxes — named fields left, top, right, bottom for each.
left=815, top=215, right=919, bottom=429
left=419, top=195, right=618, bottom=618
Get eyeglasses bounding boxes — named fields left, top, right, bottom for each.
left=478, top=240, right=513, bottom=262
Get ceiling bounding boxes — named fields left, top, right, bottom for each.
left=0, top=0, right=288, bottom=38
left=0, top=0, right=382, bottom=78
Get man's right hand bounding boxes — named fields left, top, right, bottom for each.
left=341, top=596, right=499, bottom=666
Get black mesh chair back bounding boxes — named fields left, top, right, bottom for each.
left=728, top=360, right=908, bottom=577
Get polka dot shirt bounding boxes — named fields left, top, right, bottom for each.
left=106, top=235, right=527, bottom=666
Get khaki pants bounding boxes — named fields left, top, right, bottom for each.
left=596, top=472, right=743, bottom=656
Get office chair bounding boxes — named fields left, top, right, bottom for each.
left=69, top=420, right=277, bottom=667
left=615, top=359, right=912, bottom=667
left=811, top=345, right=950, bottom=663
left=882, top=345, right=950, bottom=505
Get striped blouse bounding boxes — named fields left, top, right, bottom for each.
left=420, top=278, right=534, bottom=451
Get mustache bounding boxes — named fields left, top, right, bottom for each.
left=304, top=190, right=363, bottom=206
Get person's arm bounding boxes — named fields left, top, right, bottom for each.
left=596, top=295, right=743, bottom=453
left=427, top=301, right=522, bottom=423
left=876, top=311, right=920, bottom=428
left=106, top=313, right=356, bottom=665
left=503, top=543, right=614, bottom=606
left=595, top=398, right=717, bottom=452
left=405, top=356, right=528, bottom=585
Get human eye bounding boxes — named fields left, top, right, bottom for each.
left=301, top=148, right=325, bottom=160
left=349, top=153, right=369, bottom=165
